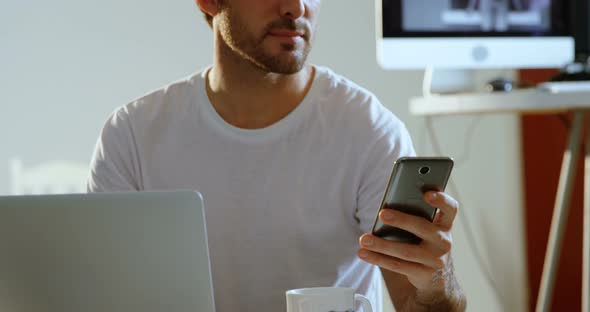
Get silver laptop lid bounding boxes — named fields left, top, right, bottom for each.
left=0, top=191, right=215, bottom=312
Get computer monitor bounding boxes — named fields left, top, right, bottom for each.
left=569, top=0, right=590, bottom=60
left=376, top=0, right=575, bottom=69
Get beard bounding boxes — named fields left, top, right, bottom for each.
left=217, top=5, right=313, bottom=74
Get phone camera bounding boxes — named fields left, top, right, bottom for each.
left=419, top=166, right=430, bottom=175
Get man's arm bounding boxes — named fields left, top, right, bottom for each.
left=358, top=192, right=467, bottom=311
left=382, top=259, right=466, bottom=311
left=87, top=108, right=141, bottom=192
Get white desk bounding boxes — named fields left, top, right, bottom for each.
left=410, top=89, right=590, bottom=312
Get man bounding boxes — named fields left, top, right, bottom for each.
left=87, top=0, right=467, bottom=311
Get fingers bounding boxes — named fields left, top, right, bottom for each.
left=357, top=248, right=438, bottom=289
left=424, top=192, right=459, bottom=230
left=359, top=234, right=446, bottom=270
left=379, top=209, right=452, bottom=249
left=361, top=192, right=459, bottom=292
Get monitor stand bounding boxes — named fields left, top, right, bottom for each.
left=425, top=68, right=477, bottom=95
left=425, top=68, right=517, bottom=95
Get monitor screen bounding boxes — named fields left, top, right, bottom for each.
left=383, top=0, right=566, bottom=36
left=568, top=0, right=590, bottom=58
left=377, top=0, right=574, bottom=69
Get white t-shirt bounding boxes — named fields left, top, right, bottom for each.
left=87, top=66, right=415, bottom=312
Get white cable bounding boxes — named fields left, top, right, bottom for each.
left=452, top=116, right=482, bottom=166
left=425, top=116, right=506, bottom=309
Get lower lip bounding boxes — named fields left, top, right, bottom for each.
left=268, top=34, right=302, bottom=44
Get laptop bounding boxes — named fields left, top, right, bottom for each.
left=0, top=190, right=215, bottom=312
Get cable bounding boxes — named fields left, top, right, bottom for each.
left=558, top=114, right=572, bottom=128
left=425, top=116, right=507, bottom=309
left=418, top=64, right=485, bottom=184
left=449, top=116, right=482, bottom=167
left=420, top=69, right=504, bottom=307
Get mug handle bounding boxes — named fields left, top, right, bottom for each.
left=354, top=294, right=373, bottom=312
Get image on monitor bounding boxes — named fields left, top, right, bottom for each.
left=382, top=0, right=568, bottom=37
left=407, top=0, right=550, bottom=32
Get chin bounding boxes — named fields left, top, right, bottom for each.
left=253, top=49, right=308, bottom=74
left=264, top=60, right=305, bottom=74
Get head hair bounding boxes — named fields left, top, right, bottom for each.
left=201, top=9, right=213, bottom=28
left=200, top=0, right=222, bottom=28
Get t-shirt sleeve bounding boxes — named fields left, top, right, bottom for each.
left=356, top=121, right=416, bottom=234
left=87, top=108, right=141, bottom=192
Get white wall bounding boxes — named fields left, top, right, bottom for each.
left=1, top=0, right=214, bottom=181
left=1, top=1, right=528, bottom=311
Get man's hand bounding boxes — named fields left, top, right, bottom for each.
left=357, top=191, right=466, bottom=310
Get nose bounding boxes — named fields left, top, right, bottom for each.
left=279, top=0, right=305, bottom=20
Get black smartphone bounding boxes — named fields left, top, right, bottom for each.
left=371, top=157, right=454, bottom=244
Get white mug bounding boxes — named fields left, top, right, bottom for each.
left=286, top=287, right=373, bottom=312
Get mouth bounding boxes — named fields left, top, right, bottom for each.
left=268, top=29, right=305, bottom=38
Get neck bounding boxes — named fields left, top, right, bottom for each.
left=206, top=32, right=315, bottom=129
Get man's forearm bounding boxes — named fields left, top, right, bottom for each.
left=383, top=256, right=467, bottom=312
left=365, top=191, right=468, bottom=311
left=401, top=273, right=466, bottom=312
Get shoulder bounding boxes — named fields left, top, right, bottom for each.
left=108, top=69, right=206, bottom=130
left=314, top=66, right=376, bottom=107
left=313, top=66, right=409, bottom=142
